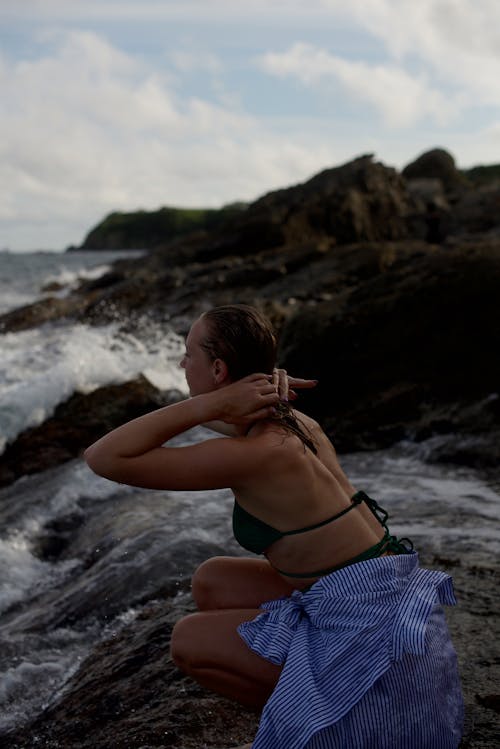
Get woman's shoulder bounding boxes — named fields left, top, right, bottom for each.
left=292, top=408, right=320, bottom=430
left=244, top=420, right=308, bottom=465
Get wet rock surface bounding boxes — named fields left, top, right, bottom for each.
left=5, top=594, right=260, bottom=749
left=4, top=547, right=499, bottom=748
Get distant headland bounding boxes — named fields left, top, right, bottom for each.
left=67, top=148, right=500, bottom=252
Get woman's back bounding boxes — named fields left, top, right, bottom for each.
left=232, top=410, right=389, bottom=587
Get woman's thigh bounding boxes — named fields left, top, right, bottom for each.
left=170, top=607, right=282, bottom=708
left=192, top=555, right=296, bottom=610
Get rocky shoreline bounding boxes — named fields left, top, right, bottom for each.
left=4, top=539, right=499, bottom=748
left=1, top=148, right=499, bottom=746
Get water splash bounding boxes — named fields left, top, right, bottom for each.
left=0, top=320, right=186, bottom=450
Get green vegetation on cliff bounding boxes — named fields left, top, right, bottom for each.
left=78, top=203, right=247, bottom=250
left=462, top=163, right=500, bottom=185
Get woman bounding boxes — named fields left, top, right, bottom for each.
left=85, top=304, right=463, bottom=749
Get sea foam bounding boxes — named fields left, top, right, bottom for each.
left=0, top=321, right=186, bottom=450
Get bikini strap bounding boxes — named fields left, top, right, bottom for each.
left=271, top=491, right=414, bottom=579
left=280, top=490, right=366, bottom=537
left=358, top=491, right=414, bottom=554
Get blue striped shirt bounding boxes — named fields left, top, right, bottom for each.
left=238, top=552, right=463, bottom=748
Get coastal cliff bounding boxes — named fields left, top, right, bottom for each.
left=73, top=204, right=247, bottom=251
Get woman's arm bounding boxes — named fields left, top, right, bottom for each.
left=84, top=374, right=279, bottom=489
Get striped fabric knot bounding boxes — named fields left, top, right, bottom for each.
left=241, top=590, right=308, bottom=666
left=263, top=589, right=306, bottom=621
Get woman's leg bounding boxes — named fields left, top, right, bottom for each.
left=172, top=559, right=289, bottom=741
left=192, top=556, right=295, bottom=611
left=170, top=607, right=281, bottom=709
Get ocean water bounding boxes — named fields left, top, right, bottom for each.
left=0, top=250, right=186, bottom=451
left=0, top=249, right=147, bottom=316
left=0, top=250, right=498, bottom=737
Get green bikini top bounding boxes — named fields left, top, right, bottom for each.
left=232, top=490, right=413, bottom=578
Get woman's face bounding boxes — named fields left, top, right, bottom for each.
left=180, top=316, right=216, bottom=396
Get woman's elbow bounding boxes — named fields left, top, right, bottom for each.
left=84, top=445, right=113, bottom=480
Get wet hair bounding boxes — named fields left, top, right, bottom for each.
left=201, top=304, right=317, bottom=453
left=201, top=304, right=276, bottom=380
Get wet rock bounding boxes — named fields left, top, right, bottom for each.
left=0, top=378, right=183, bottom=488
left=278, top=242, right=500, bottom=465
left=10, top=527, right=226, bottom=632
left=4, top=596, right=258, bottom=749
left=4, top=552, right=499, bottom=748
left=0, top=296, right=85, bottom=333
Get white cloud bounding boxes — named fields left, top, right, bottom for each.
left=340, top=0, right=500, bottom=105
left=260, top=42, right=466, bottom=127
left=259, top=1, right=500, bottom=124
left=0, top=30, right=334, bottom=249
left=170, top=50, right=223, bottom=75
left=0, top=0, right=347, bottom=23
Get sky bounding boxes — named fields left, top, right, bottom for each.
left=1, top=1, right=499, bottom=252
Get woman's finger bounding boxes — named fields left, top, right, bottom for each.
left=272, top=368, right=289, bottom=401
left=252, top=405, right=278, bottom=420
left=257, top=382, right=279, bottom=397
left=288, top=377, right=318, bottom=389
left=271, top=369, right=280, bottom=392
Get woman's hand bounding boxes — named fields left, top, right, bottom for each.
left=213, top=370, right=318, bottom=425
left=271, top=369, right=318, bottom=402
left=213, top=373, right=280, bottom=425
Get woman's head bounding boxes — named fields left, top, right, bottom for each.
left=200, top=304, right=277, bottom=381
left=180, top=304, right=276, bottom=396
left=181, top=303, right=317, bottom=452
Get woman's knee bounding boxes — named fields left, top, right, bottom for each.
left=191, top=556, right=231, bottom=610
left=170, top=613, right=197, bottom=672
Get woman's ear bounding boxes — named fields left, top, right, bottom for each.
left=212, top=358, right=229, bottom=385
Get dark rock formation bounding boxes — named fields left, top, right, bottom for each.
left=452, top=185, right=500, bottom=236
left=278, top=240, right=500, bottom=462
left=5, top=596, right=259, bottom=749
left=0, top=378, right=182, bottom=487
left=402, top=147, right=466, bottom=190
left=463, top=163, right=500, bottom=186
left=402, top=149, right=500, bottom=242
